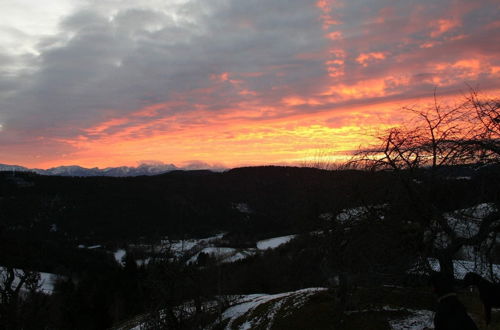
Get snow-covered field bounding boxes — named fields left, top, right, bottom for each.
left=113, top=232, right=298, bottom=268
left=184, top=233, right=297, bottom=264
left=256, top=235, right=296, bottom=250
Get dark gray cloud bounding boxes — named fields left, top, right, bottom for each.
left=1, top=0, right=326, bottom=138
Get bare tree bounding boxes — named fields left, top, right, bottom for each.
left=462, top=89, right=500, bottom=161
left=346, top=89, right=500, bottom=280
left=0, top=267, right=41, bottom=329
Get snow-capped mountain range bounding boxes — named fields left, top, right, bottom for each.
left=0, top=162, right=225, bottom=177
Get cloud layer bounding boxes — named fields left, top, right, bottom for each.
left=0, top=0, right=499, bottom=168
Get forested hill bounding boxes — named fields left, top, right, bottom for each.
left=1, top=165, right=496, bottom=243
left=0, top=166, right=384, bottom=241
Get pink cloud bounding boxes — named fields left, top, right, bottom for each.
left=430, top=19, right=461, bottom=37
left=356, top=52, right=387, bottom=67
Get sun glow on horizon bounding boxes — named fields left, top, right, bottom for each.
left=29, top=94, right=459, bottom=170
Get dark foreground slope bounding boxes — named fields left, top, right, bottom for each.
left=1, top=165, right=499, bottom=329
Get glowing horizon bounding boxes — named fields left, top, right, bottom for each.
left=1, top=0, right=499, bottom=169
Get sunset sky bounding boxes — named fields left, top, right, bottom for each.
left=0, top=0, right=499, bottom=169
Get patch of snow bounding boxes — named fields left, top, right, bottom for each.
left=187, top=247, right=235, bottom=264
left=187, top=247, right=256, bottom=265
left=136, top=258, right=150, bottom=267
left=168, top=240, right=199, bottom=254
left=126, top=232, right=301, bottom=268
left=443, top=203, right=497, bottom=240
left=162, top=233, right=226, bottom=257
left=38, top=272, right=56, bottom=294
left=234, top=203, right=252, bottom=214
left=78, top=244, right=102, bottom=249
left=121, top=288, right=326, bottom=330
left=224, top=251, right=256, bottom=263
left=240, top=321, right=253, bottom=330
left=114, top=249, right=126, bottom=265
left=256, top=235, right=296, bottom=250
left=346, top=306, right=434, bottom=330
left=426, top=258, right=500, bottom=280
left=346, top=306, right=406, bottom=315
left=336, top=205, right=387, bottom=223
left=433, top=203, right=499, bottom=258
left=221, top=288, right=327, bottom=330
left=222, top=294, right=270, bottom=325
left=337, top=206, right=367, bottom=223
left=319, top=213, right=333, bottom=221
left=389, top=308, right=434, bottom=330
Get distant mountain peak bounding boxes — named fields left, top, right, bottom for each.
left=0, top=162, right=223, bottom=177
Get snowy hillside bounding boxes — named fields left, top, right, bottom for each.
left=112, top=233, right=298, bottom=268
left=218, top=288, right=327, bottom=329
left=115, top=286, right=442, bottom=330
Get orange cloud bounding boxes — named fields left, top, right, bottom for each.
left=321, top=76, right=410, bottom=100
left=491, top=66, right=500, bottom=75
left=316, top=0, right=343, bottom=28
left=452, top=59, right=481, bottom=70
left=430, top=19, right=460, bottom=37
left=429, top=58, right=488, bottom=81
left=420, top=41, right=440, bottom=48
left=211, top=72, right=230, bottom=81
left=325, top=49, right=346, bottom=78
left=356, top=52, right=387, bottom=67
left=282, top=96, right=323, bottom=106
left=327, top=31, right=343, bottom=40
left=85, top=117, right=129, bottom=135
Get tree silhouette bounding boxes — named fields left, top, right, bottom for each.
left=347, top=89, right=500, bottom=280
